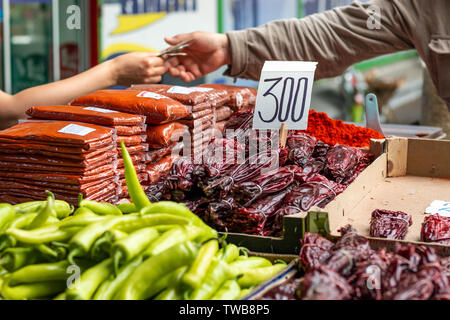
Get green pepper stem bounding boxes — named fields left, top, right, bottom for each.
left=113, top=251, right=123, bottom=277
left=68, top=248, right=83, bottom=265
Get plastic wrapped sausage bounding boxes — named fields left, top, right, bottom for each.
left=26, top=105, right=146, bottom=126
left=70, top=90, right=190, bottom=124
left=145, top=122, right=188, bottom=149
left=0, top=121, right=114, bottom=149
left=145, top=154, right=181, bottom=185
left=0, top=151, right=117, bottom=168
left=198, top=84, right=257, bottom=110
left=129, top=84, right=229, bottom=107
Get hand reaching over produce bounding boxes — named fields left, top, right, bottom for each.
left=0, top=52, right=167, bottom=128
left=164, top=31, right=231, bottom=82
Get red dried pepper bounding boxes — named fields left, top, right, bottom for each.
left=369, top=209, right=413, bottom=240
left=302, top=110, right=385, bottom=148
left=421, top=214, right=450, bottom=244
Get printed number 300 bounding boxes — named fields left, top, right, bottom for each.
left=258, top=77, right=309, bottom=123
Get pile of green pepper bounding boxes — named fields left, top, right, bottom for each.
left=0, top=141, right=287, bottom=300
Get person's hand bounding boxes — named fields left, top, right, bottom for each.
left=164, top=31, right=231, bottom=82
left=110, top=52, right=167, bottom=87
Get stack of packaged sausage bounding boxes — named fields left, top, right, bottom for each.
left=0, top=120, right=119, bottom=205
left=25, top=105, right=150, bottom=203
left=129, top=84, right=227, bottom=159
left=198, top=84, right=257, bottom=136
left=70, top=89, right=192, bottom=195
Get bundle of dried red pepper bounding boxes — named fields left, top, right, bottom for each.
left=259, top=226, right=450, bottom=300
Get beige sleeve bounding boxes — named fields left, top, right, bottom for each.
left=225, top=0, right=415, bottom=81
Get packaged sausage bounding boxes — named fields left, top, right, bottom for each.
left=116, top=144, right=149, bottom=155
left=178, top=115, right=215, bottom=128
left=0, top=170, right=116, bottom=185
left=198, top=84, right=257, bottom=110
left=129, top=84, right=229, bottom=107
left=215, top=106, right=234, bottom=122
left=0, top=121, right=114, bottom=150
left=0, top=161, right=115, bottom=175
left=116, top=135, right=147, bottom=147
left=26, top=105, right=146, bottom=126
left=145, top=122, right=188, bottom=149
left=146, top=142, right=184, bottom=163
left=114, top=125, right=146, bottom=136
left=145, top=154, right=181, bottom=185
left=0, top=176, right=118, bottom=192
left=70, top=90, right=190, bottom=124
left=182, top=108, right=213, bottom=120
left=117, top=153, right=146, bottom=168
left=0, top=151, right=117, bottom=168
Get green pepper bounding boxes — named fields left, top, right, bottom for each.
left=6, top=226, right=82, bottom=245
left=115, top=214, right=192, bottom=233
left=140, top=201, right=216, bottom=237
left=53, top=292, right=66, bottom=300
left=229, top=257, right=273, bottom=270
left=90, top=229, right=128, bottom=261
left=28, top=191, right=56, bottom=230
left=189, top=257, right=238, bottom=300
left=72, top=207, right=95, bottom=217
left=237, top=264, right=287, bottom=288
left=222, top=244, right=240, bottom=263
left=115, top=241, right=199, bottom=300
left=13, top=200, right=72, bottom=219
left=58, top=211, right=107, bottom=228
left=154, top=266, right=189, bottom=300
left=182, top=239, right=218, bottom=289
left=8, top=260, right=71, bottom=286
left=121, top=140, right=151, bottom=210
left=238, top=287, right=254, bottom=299
left=79, top=196, right=122, bottom=216
left=210, top=280, right=241, bottom=300
left=65, top=258, right=114, bottom=300
left=34, top=244, right=59, bottom=260
left=67, top=217, right=121, bottom=264
left=117, top=203, right=137, bottom=214
left=0, top=204, right=15, bottom=233
left=93, top=255, right=143, bottom=300
left=0, top=234, right=17, bottom=253
left=1, top=277, right=66, bottom=300
left=144, top=225, right=204, bottom=257
left=0, top=247, right=39, bottom=272
left=111, top=227, right=160, bottom=276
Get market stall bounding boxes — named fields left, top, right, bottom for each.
left=0, top=84, right=448, bottom=301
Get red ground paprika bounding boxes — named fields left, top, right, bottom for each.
left=302, top=110, right=385, bottom=148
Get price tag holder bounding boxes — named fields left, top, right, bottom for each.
left=253, top=61, right=318, bottom=130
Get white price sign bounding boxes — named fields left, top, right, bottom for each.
left=253, top=61, right=318, bottom=130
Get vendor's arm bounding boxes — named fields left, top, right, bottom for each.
left=166, top=0, right=417, bottom=82
left=0, top=52, right=167, bottom=121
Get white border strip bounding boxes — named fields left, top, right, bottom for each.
left=52, top=0, right=60, bottom=81
left=2, top=0, right=11, bottom=93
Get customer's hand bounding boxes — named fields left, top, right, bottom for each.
left=164, top=31, right=231, bottom=82
left=111, top=52, right=167, bottom=87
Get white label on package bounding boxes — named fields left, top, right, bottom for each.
left=137, top=91, right=166, bottom=99
left=58, top=124, right=96, bottom=136
left=167, top=86, right=213, bottom=95
left=253, top=61, right=318, bottom=130
left=83, top=107, right=118, bottom=113
left=425, top=200, right=450, bottom=217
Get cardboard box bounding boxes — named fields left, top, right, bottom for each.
left=312, top=137, right=450, bottom=255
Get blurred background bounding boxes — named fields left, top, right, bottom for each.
left=0, top=0, right=447, bottom=137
